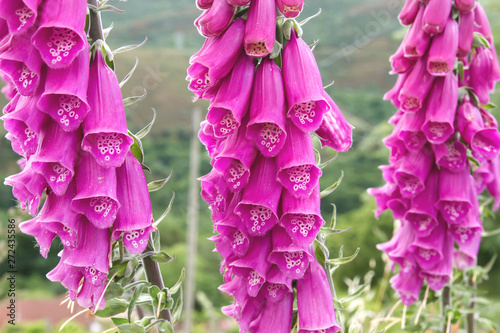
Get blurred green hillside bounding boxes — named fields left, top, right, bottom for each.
left=1, top=0, right=500, bottom=329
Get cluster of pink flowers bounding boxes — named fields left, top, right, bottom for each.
left=1, top=0, right=154, bottom=310
left=189, top=1, right=353, bottom=332
left=369, top=0, right=500, bottom=305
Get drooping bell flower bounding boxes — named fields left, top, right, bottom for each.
left=433, top=141, right=466, bottom=172
left=249, top=292, right=293, bottom=333
left=367, top=183, right=399, bottom=218
left=280, top=185, right=325, bottom=247
left=81, top=50, right=133, bottom=168
left=18, top=216, right=56, bottom=258
left=213, top=122, right=258, bottom=192
left=37, top=183, right=79, bottom=248
left=398, top=55, right=435, bottom=112
left=422, top=0, right=453, bottom=35
left=397, top=108, right=426, bottom=151
left=409, top=220, right=446, bottom=270
left=196, top=0, right=214, bottom=9
left=427, top=18, right=458, bottom=76
left=276, top=0, right=303, bottom=18
left=64, top=217, right=110, bottom=288
left=268, top=226, right=314, bottom=280
left=469, top=47, right=495, bottom=105
left=206, top=52, right=255, bottom=137
left=296, top=260, right=341, bottom=333
left=390, top=42, right=417, bottom=74
left=246, top=57, right=287, bottom=157
left=282, top=30, right=330, bottom=132
left=455, top=0, right=476, bottom=13
left=472, top=162, right=493, bottom=193
left=419, top=232, right=453, bottom=291
left=448, top=211, right=483, bottom=247
left=235, top=155, right=281, bottom=236
left=228, top=0, right=250, bottom=5
left=457, top=11, right=475, bottom=58
left=4, top=163, right=47, bottom=216
left=405, top=168, right=439, bottom=237
left=403, top=6, right=431, bottom=58
left=46, top=249, right=84, bottom=301
left=399, top=0, right=421, bottom=26
left=453, top=231, right=481, bottom=270
left=76, top=271, right=107, bottom=311
left=38, top=45, right=90, bottom=132
left=0, top=27, right=43, bottom=96
left=436, top=168, right=474, bottom=224
left=315, top=92, right=353, bottom=152
left=31, top=0, right=87, bottom=68
left=200, top=169, right=231, bottom=222
left=486, top=157, right=500, bottom=210
left=276, top=122, right=321, bottom=198
left=383, top=131, right=407, bottom=163
left=0, top=0, right=41, bottom=34
left=473, top=3, right=492, bottom=42
left=377, top=221, right=416, bottom=274
left=421, top=72, right=458, bottom=144
left=389, top=270, right=423, bottom=306
left=2, top=92, right=20, bottom=114
left=72, top=151, right=120, bottom=229
left=394, top=145, right=434, bottom=198
left=30, top=119, right=81, bottom=196
left=187, top=18, right=245, bottom=100
left=1, top=74, right=18, bottom=100
left=263, top=265, right=293, bottom=303
left=2, top=92, right=48, bottom=158
left=231, top=234, right=272, bottom=297
left=457, top=95, right=500, bottom=161
left=244, top=0, right=276, bottom=57
left=112, top=152, right=155, bottom=254
left=195, top=0, right=236, bottom=38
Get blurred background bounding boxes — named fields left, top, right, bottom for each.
left=1, top=0, right=500, bottom=332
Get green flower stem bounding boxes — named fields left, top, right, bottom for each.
left=467, top=273, right=476, bottom=333
left=88, top=0, right=104, bottom=42
left=441, top=285, right=451, bottom=333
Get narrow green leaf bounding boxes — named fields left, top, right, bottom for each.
left=298, top=8, right=322, bottom=26
left=150, top=251, right=174, bottom=264
left=105, top=282, right=125, bottom=301
left=94, top=298, right=128, bottom=317
left=171, top=289, right=183, bottom=324
left=102, top=22, right=114, bottom=40
left=169, top=268, right=185, bottom=295
left=313, top=239, right=329, bottom=266
left=128, top=284, right=146, bottom=323
left=313, top=147, right=321, bottom=165
left=158, top=321, right=175, bottom=333
left=320, top=170, right=344, bottom=198
left=472, top=32, right=491, bottom=48
left=123, top=89, right=147, bottom=107
left=327, top=247, right=360, bottom=266
left=114, top=37, right=148, bottom=55
left=152, top=192, right=175, bottom=228
left=109, top=260, right=129, bottom=277
left=148, top=171, right=172, bottom=193
left=118, top=323, right=145, bottom=333
left=329, top=204, right=337, bottom=229
left=151, top=229, right=161, bottom=252
left=320, top=227, right=351, bottom=239
left=128, top=131, right=144, bottom=164
left=136, top=108, right=157, bottom=140
left=481, top=102, right=497, bottom=110
left=97, top=4, right=124, bottom=13
left=111, top=317, right=129, bottom=326
left=120, top=57, right=139, bottom=88
left=149, top=285, right=161, bottom=300
left=483, top=253, right=497, bottom=274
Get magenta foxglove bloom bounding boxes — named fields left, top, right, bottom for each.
left=213, top=123, right=258, bottom=192
left=399, top=0, right=421, bottom=25
left=390, top=270, right=423, bottom=306
left=457, top=11, right=475, bottom=58
left=276, top=122, right=322, bottom=198
left=427, top=18, right=458, bottom=76
left=419, top=232, right=453, bottom=291
left=403, top=6, right=431, bottom=58
left=82, top=50, right=133, bottom=168
left=30, top=119, right=81, bottom=196
left=409, top=220, right=446, bottom=270
left=453, top=231, right=481, bottom=270
left=0, top=0, right=41, bottom=34
left=18, top=217, right=56, bottom=258
left=486, top=157, right=500, bottom=210
left=398, top=55, right=434, bottom=112
left=244, top=0, right=276, bottom=57
left=315, top=93, right=353, bottom=152
left=296, top=260, right=340, bottom=333
left=228, top=0, right=250, bottom=5
left=47, top=249, right=84, bottom=301
left=4, top=164, right=47, bottom=215
left=206, top=52, right=255, bottom=137
left=276, top=0, right=303, bottom=18
left=187, top=18, right=245, bottom=100
left=422, top=0, right=452, bottom=35
left=282, top=31, right=330, bottom=132
left=436, top=168, right=474, bottom=224
left=112, top=152, right=155, bottom=254
left=455, top=0, right=476, bottom=12
left=195, top=0, right=236, bottom=38
left=38, top=46, right=90, bottom=131
left=196, top=0, right=214, bottom=9
left=31, top=0, right=87, bottom=68
left=394, top=146, right=433, bottom=198
left=72, top=151, right=120, bottom=229
left=246, top=57, right=287, bottom=157
left=235, top=156, right=281, bottom=236
left=432, top=141, right=468, bottom=172
left=469, top=47, right=495, bottom=105
left=249, top=292, right=293, bottom=333
left=0, top=27, right=43, bottom=96
left=421, top=72, right=458, bottom=144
